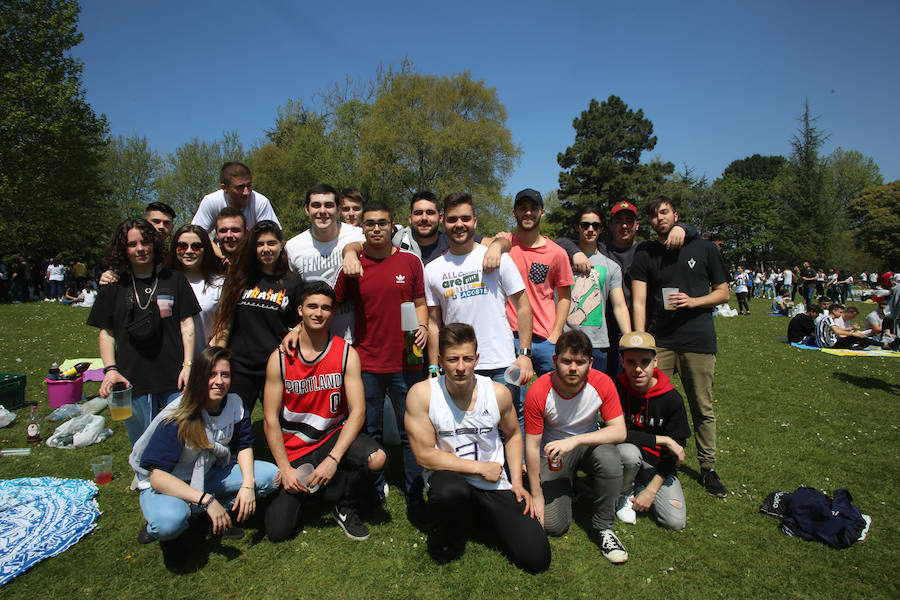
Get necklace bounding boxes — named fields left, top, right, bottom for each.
left=132, top=271, right=158, bottom=310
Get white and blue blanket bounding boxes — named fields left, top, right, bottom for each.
left=0, top=477, right=99, bottom=586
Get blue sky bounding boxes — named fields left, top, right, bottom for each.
left=74, top=0, right=900, bottom=197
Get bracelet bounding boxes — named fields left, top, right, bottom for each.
left=195, top=492, right=208, bottom=507
left=199, top=493, right=214, bottom=510
left=182, top=361, right=192, bottom=367
left=103, top=365, right=118, bottom=374
left=418, top=324, right=427, bottom=329
left=241, top=486, right=254, bottom=490
left=326, top=454, right=339, bottom=464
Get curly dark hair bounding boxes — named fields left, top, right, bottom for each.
left=213, top=220, right=289, bottom=340
left=164, top=225, right=224, bottom=285
left=103, top=218, right=166, bottom=274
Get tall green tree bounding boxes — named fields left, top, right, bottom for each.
left=154, top=131, right=244, bottom=225
left=848, top=180, right=900, bottom=268
left=102, top=134, right=161, bottom=218
left=824, top=147, right=883, bottom=219
left=358, top=70, right=521, bottom=215
left=0, top=0, right=111, bottom=261
left=722, top=154, right=786, bottom=181
left=554, top=95, right=674, bottom=229
left=772, top=100, right=832, bottom=264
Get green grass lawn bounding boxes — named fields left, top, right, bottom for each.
left=1, top=296, right=898, bottom=599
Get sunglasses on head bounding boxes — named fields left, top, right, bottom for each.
left=579, top=221, right=602, bottom=231
left=175, top=241, right=204, bottom=252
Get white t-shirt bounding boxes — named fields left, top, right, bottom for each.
left=783, top=269, right=793, bottom=285
left=191, top=190, right=280, bottom=233
left=75, top=289, right=96, bottom=307
left=46, top=264, right=65, bottom=282
left=285, top=224, right=365, bottom=342
left=424, top=245, right=524, bottom=370
left=427, top=375, right=509, bottom=491
left=188, top=275, right=223, bottom=355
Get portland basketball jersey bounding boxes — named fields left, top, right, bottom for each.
left=280, top=336, right=349, bottom=461
left=428, top=374, right=510, bottom=491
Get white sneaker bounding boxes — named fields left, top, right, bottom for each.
left=597, top=529, right=628, bottom=563
left=616, top=497, right=637, bottom=524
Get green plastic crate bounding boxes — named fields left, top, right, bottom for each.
left=0, top=373, right=26, bottom=410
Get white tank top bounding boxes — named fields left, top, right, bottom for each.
left=428, top=374, right=510, bottom=491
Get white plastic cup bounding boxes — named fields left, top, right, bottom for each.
left=662, top=287, right=679, bottom=311
left=400, top=301, right=418, bottom=331
left=504, top=364, right=522, bottom=385
left=295, top=463, right=320, bottom=493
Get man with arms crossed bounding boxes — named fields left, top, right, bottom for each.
left=192, top=162, right=280, bottom=232
left=615, top=331, right=691, bottom=530
left=524, top=329, right=628, bottom=564
left=631, top=196, right=730, bottom=498
left=406, top=323, right=551, bottom=572
left=263, top=281, right=386, bottom=542
left=424, top=192, right=534, bottom=393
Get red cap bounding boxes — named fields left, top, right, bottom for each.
left=611, top=201, right=637, bottom=217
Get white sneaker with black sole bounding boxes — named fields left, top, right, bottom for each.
left=597, top=529, right=628, bottom=564
left=332, top=506, right=370, bottom=541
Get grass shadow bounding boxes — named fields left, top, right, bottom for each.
left=830, top=371, right=900, bottom=396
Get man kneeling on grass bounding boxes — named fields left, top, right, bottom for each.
left=263, top=281, right=387, bottom=542
left=614, top=332, right=691, bottom=530
left=405, top=323, right=551, bottom=572
left=523, top=329, right=629, bottom=564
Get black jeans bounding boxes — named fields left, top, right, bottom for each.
left=265, top=432, right=384, bottom=542
left=427, top=470, right=551, bottom=573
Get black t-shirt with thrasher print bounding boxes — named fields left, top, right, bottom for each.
left=630, top=237, right=729, bottom=354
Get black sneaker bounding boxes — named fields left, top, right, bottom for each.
left=221, top=525, right=244, bottom=540
left=407, top=499, right=438, bottom=531
left=137, top=524, right=155, bottom=544
left=700, top=467, right=728, bottom=497
left=596, top=528, right=628, bottom=564
left=427, top=522, right=464, bottom=565
left=332, top=505, right=370, bottom=540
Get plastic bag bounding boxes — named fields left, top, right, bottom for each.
left=45, top=403, right=84, bottom=421
left=0, top=405, right=15, bottom=428
left=45, top=414, right=113, bottom=449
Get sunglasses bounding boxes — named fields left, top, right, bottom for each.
left=175, top=241, right=204, bottom=252
left=579, top=221, right=603, bottom=231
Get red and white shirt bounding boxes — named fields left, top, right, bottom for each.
left=524, top=370, right=623, bottom=456
left=279, top=337, right=350, bottom=462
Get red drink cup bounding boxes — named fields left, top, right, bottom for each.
left=548, top=454, right=562, bottom=471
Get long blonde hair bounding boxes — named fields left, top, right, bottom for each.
left=165, top=346, right=233, bottom=450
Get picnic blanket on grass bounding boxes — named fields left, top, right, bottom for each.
left=821, top=348, right=900, bottom=357
left=0, top=477, right=99, bottom=586
left=791, top=342, right=820, bottom=350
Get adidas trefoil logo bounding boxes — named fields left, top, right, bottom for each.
left=395, top=274, right=406, bottom=284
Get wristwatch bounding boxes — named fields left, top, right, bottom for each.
left=517, top=348, right=532, bottom=357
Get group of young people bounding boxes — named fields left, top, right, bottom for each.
left=786, top=293, right=899, bottom=351
left=85, top=161, right=733, bottom=572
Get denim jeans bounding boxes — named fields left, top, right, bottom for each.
left=139, top=460, right=279, bottom=540
left=361, top=370, right=424, bottom=501
left=513, top=336, right=555, bottom=430
left=126, top=391, right=182, bottom=446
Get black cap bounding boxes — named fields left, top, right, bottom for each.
left=514, top=188, right=543, bottom=207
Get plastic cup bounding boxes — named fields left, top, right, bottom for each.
left=662, top=287, right=679, bottom=311
left=504, top=364, right=522, bottom=385
left=91, top=455, right=113, bottom=485
left=400, top=302, right=419, bottom=331
left=295, top=463, right=320, bottom=493
left=108, top=383, right=133, bottom=421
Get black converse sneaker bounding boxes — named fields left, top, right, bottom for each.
left=596, top=529, right=628, bottom=564
left=332, top=505, right=370, bottom=540
left=700, top=467, right=728, bottom=498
